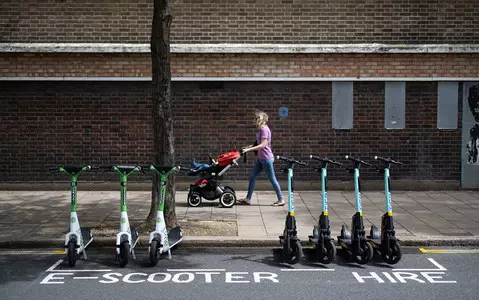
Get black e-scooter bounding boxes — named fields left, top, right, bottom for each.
left=308, top=155, right=342, bottom=264
left=367, top=156, right=403, bottom=264
left=277, top=155, right=307, bottom=264
left=337, top=155, right=374, bottom=264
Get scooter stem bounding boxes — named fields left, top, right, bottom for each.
left=288, top=168, right=294, bottom=216
left=321, top=168, right=328, bottom=215
left=70, top=178, right=78, bottom=212
left=354, top=168, right=362, bottom=215
left=384, top=167, right=392, bottom=216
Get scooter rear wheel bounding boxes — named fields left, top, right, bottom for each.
left=149, top=239, right=160, bottom=266
left=352, top=241, right=373, bottom=265
left=318, top=240, right=337, bottom=264
left=285, top=240, right=302, bottom=264
left=67, top=241, right=77, bottom=267
left=382, top=243, right=402, bottom=264
left=118, top=241, right=130, bottom=267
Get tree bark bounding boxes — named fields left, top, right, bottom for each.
left=149, top=0, right=177, bottom=228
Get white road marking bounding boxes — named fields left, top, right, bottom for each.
left=46, top=259, right=112, bottom=272
left=280, top=268, right=335, bottom=272
left=46, top=259, right=63, bottom=272
left=166, top=269, right=226, bottom=272
left=393, top=258, right=446, bottom=271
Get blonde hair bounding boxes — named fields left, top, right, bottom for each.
left=254, top=110, right=268, bottom=128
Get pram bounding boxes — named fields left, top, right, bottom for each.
left=186, top=149, right=242, bottom=208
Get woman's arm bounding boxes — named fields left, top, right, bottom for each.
left=244, top=138, right=267, bottom=152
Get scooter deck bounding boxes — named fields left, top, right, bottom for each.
left=367, top=237, right=382, bottom=249
left=168, top=226, right=183, bottom=247
left=337, top=237, right=352, bottom=248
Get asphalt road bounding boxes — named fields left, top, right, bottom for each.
left=0, top=246, right=478, bottom=300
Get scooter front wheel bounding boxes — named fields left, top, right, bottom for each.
left=284, top=240, right=302, bottom=264
left=352, top=241, right=373, bottom=264
left=67, top=241, right=77, bottom=267
left=382, top=243, right=402, bottom=264
left=318, top=240, right=337, bottom=264
left=118, top=241, right=130, bottom=267
left=149, top=239, right=160, bottom=266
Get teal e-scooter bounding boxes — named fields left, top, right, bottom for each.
left=337, top=155, right=374, bottom=264
left=145, top=165, right=184, bottom=266
left=308, top=155, right=342, bottom=264
left=277, top=155, right=307, bottom=264
left=367, top=156, right=403, bottom=264
left=49, top=165, right=93, bottom=267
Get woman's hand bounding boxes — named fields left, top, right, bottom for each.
left=241, top=147, right=251, bottom=153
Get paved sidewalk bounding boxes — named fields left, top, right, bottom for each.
left=0, top=190, right=479, bottom=247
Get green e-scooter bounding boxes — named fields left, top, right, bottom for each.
left=102, top=165, right=142, bottom=267
left=145, top=165, right=184, bottom=266
left=49, top=165, right=93, bottom=267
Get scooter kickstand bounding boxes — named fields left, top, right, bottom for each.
left=82, top=250, right=88, bottom=260
left=168, top=249, right=172, bottom=260
left=132, top=248, right=137, bottom=260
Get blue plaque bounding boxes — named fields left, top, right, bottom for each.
left=279, top=107, right=289, bottom=117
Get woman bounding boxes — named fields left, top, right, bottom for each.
left=240, top=110, right=284, bottom=206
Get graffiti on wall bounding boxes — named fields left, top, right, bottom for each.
left=467, top=84, right=479, bottom=165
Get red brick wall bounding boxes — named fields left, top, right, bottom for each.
left=1, top=0, right=477, bottom=43
left=2, top=53, right=478, bottom=78
left=0, top=81, right=461, bottom=182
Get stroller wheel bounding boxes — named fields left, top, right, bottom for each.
left=187, top=191, right=202, bottom=207
left=219, top=189, right=236, bottom=208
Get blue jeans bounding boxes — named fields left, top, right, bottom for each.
left=246, top=157, right=283, bottom=201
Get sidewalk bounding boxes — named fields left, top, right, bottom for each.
left=1, top=189, right=479, bottom=248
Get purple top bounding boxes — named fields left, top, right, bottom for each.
left=256, top=125, right=274, bottom=160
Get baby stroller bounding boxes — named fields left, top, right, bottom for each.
left=186, top=149, right=242, bottom=208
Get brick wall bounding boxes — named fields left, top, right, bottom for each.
left=1, top=0, right=478, bottom=43
left=2, top=53, right=478, bottom=78
left=0, top=81, right=461, bottom=182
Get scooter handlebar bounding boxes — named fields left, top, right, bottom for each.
left=309, top=155, right=343, bottom=166
left=277, top=155, right=307, bottom=166
left=374, top=156, right=404, bottom=165
left=48, top=165, right=91, bottom=175
left=345, top=155, right=372, bottom=166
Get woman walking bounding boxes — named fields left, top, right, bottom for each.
left=240, top=110, right=284, bottom=206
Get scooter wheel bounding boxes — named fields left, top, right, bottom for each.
left=352, top=241, right=373, bottom=265
left=187, top=191, right=202, bottom=207
left=219, top=189, right=236, bottom=208
left=382, top=243, right=402, bottom=264
left=285, top=240, right=303, bottom=265
left=118, top=241, right=130, bottom=267
left=318, top=240, right=337, bottom=264
left=149, top=239, right=161, bottom=266
left=67, top=241, right=77, bottom=267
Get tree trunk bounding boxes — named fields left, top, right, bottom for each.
left=149, top=0, right=177, bottom=228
